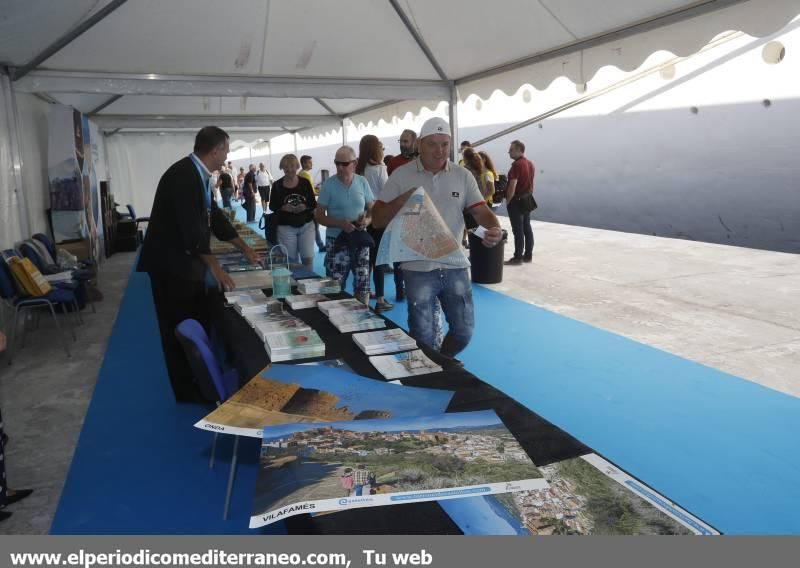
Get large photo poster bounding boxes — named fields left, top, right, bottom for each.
left=250, top=410, right=548, bottom=528
left=47, top=104, right=102, bottom=260
left=195, top=363, right=454, bottom=438
left=48, top=105, right=84, bottom=242
left=442, top=453, right=719, bottom=535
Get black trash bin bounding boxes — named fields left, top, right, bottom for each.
left=468, top=229, right=507, bottom=284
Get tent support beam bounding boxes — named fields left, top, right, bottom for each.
left=15, top=71, right=450, bottom=100
left=387, top=0, right=449, bottom=81
left=456, top=0, right=750, bottom=85
left=91, top=114, right=339, bottom=129
left=314, top=98, right=342, bottom=118
left=12, top=0, right=129, bottom=81
left=448, top=83, right=459, bottom=162
left=343, top=100, right=403, bottom=120
left=88, top=94, right=123, bottom=116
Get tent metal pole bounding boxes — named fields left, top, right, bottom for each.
left=12, top=0, right=129, bottom=81
left=314, top=97, right=341, bottom=119
left=448, top=83, right=459, bottom=162
left=88, top=95, right=123, bottom=116
left=267, top=141, right=273, bottom=177
left=387, top=0, right=449, bottom=81
left=1, top=75, right=32, bottom=238
left=293, top=132, right=298, bottom=154
left=341, top=119, right=347, bottom=147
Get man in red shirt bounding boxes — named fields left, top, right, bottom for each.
left=386, top=129, right=417, bottom=176
left=504, top=139, right=535, bottom=265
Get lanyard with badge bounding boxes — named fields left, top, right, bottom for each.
left=190, top=154, right=213, bottom=227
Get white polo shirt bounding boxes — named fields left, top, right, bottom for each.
left=380, top=158, right=483, bottom=272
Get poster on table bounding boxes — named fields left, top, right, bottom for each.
left=440, top=453, right=719, bottom=535
left=195, top=363, right=455, bottom=438
left=249, top=410, right=548, bottom=528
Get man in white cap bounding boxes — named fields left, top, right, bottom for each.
left=372, top=117, right=502, bottom=358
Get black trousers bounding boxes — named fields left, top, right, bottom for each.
left=149, top=273, right=215, bottom=403
left=245, top=196, right=256, bottom=222
left=221, top=188, right=233, bottom=208
left=507, top=199, right=534, bottom=258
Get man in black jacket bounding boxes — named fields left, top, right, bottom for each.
left=138, top=126, right=258, bottom=402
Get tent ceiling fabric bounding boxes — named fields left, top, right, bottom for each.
left=2, top=0, right=798, bottom=140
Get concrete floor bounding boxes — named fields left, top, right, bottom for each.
left=0, top=221, right=797, bottom=534
left=0, top=251, right=136, bottom=534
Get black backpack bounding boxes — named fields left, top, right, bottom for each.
left=493, top=174, right=508, bottom=203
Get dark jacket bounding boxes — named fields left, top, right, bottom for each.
left=138, top=156, right=238, bottom=281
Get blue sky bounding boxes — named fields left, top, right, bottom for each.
left=260, top=363, right=453, bottom=417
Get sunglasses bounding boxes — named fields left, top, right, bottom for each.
left=334, top=160, right=355, bottom=167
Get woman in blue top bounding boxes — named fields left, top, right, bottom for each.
left=314, top=146, right=375, bottom=304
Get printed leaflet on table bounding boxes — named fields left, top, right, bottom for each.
left=329, top=311, right=386, bottom=333
left=353, top=329, right=417, bottom=355
left=297, top=278, right=342, bottom=294
left=369, top=349, right=442, bottom=379
left=264, top=329, right=325, bottom=362
left=285, top=294, right=329, bottom=310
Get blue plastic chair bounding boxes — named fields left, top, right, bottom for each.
left=175, top=319, right=240, bottom=519
left=126, top=204, right=150, bottom=242
left=0, top=256, right=76, bottom=363
left=32, top=233, right=96, bottom=269
left=18, top=243, right=91, bottom=315
left=30, top=234, right=96, bottom=313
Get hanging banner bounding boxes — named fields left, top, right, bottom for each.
left=48, top=105, right=84, bottom=242
left=47, top=104, right=102, bottom=261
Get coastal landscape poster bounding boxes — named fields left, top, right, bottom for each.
left=441, top=453, right=719, bottom=535
left=249, top=410, right=548, bottom=528
left=195, top=363, right=454, bottom=438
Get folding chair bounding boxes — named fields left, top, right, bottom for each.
left=0, top=256, right=77, bottom=363
left=175, top=319, right=240, bottom=519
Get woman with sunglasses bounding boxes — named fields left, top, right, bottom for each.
left=356, top=134, right=394, bottom=312
left=314, top=146, right=376, bottom=304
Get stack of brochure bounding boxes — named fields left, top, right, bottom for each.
left=318, top=298, right=369, bottom=317
left=264, top=329, right=325, bottom=361
left=224, top=263, right=264, bottom=273
left=285, top=294, right=329, bottom=310
left=226, top=291, right=284, bottom=315
left=369, top=349, right=443, bottom=379
left=329, top=310, right=386, bottom=333
left=253, top=318, right=312, bottom=342
left=297, top=278, right=342, bottom=294
left=229, top=270, right=297, bottom=291
left=353, top=328, right=417, bottom=355
left=243, top=311, right=294, bottom=329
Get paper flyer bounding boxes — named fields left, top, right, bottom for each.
left=376, top=187, right=469, bottom=268
left=195, top=364, right=454, bottom=438
left=249, top=410, right=548, bottom=528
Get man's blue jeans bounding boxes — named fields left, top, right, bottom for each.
left=404, top=268, right=474, bottom=358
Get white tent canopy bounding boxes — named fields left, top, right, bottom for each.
left=3, top=0, right=799, bottom=138
left=1, top=0, right=799, bottom=245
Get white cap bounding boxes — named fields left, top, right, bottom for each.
left=419, top=117, right=451, bottom=139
